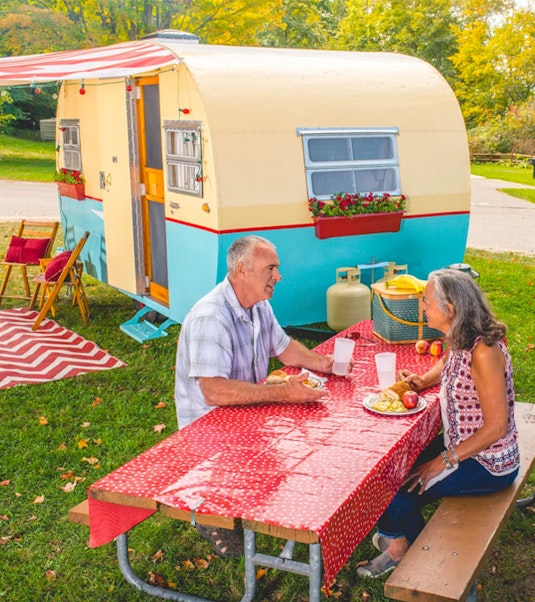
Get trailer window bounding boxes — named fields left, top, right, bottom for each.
left=59, top=120, right=82, bottom=172
left=164, top=121, right=203, bottom=197
left=298, top=128, right=400, bottom=199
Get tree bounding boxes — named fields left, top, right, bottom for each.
left=334, top=0, right=459, bottom=82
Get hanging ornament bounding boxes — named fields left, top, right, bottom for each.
left=79, top=81, right=86, bottom=95
left=34, top=86, right=41, bottom=95
left=126, top=78, right=133, bottom=93
left=179, top=107, right=191, bottom=115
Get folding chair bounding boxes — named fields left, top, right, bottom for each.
left=31, top=231, right=90, bottom=331
left=0, top=220, right=59, bottom=307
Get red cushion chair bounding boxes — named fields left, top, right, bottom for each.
left=44, top=251, right=73, bottom=281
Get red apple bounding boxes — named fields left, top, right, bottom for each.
left=429, top=340, right=444, bottom=356
left=415, top=339, right=430, bottom=354
left=402, top=390, right=419, bottom=409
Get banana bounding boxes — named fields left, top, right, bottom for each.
left=384, top=274, right=426, bottom=293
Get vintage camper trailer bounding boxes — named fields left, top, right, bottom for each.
left=0, top=32, right=470, bottom=338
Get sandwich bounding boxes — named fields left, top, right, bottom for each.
left=266, top=370, right=289, bottom=385
left=380, top=380, right=412, bottom=402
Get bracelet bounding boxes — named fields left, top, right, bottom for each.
left=441, top=450, right=453, bottom=470
left=449, top=447, right=460, bottom=465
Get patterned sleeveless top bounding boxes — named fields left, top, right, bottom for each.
left=440, top=338, right=519, bottom=475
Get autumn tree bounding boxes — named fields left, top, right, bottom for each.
left=333, top=0, right=459, bottom=81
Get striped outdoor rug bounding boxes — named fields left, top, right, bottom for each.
left=0, top=308, right=125, bottom=389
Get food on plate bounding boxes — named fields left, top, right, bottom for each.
left=372, top=380, right=413, bottom=413
left=265, top=370, right=289, bottom=385
left=380, top=380, right=412, bottom=401
left=402, top=390, right=419, bottom=409
left=415, top=339, right=430, bottom=354
left=302, top=377, right=321, bottom=389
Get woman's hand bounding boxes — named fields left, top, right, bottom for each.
left=397, top=369, right=426, bottom=392
left=404, top=456, right=445, bottom=494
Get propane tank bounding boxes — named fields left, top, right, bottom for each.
left=327, top=267, right=371, bottom=332
left=378, top=262, right=409, bottom=283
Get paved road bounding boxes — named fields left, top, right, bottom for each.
left=1, top=176, right=535, bottom=255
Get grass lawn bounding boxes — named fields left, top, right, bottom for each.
left=0, top=133, right=56, bottom=182
left=0, top=219, right=534, bottom=601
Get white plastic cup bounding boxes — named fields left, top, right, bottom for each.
left=375, top=352, right=396, bottom=389
left=332, top=337, right=355, bottom=376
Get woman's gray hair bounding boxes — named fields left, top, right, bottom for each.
left=227, top=236, right=276, bottom=275
left=428, top=269, right=506, bottom=349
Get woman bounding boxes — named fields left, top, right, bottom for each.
left=358, top=269, right=519, bottom=578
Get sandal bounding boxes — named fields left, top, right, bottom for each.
left=196, top=524, right=244, bottom=558
left=357, top=550, right=399, bottom=578
left=372, top=532, right=391, bottom=553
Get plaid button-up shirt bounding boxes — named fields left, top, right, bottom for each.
left=174, top=277, right=290, bottom=428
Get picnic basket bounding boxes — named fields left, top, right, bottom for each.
left=371, top=282, right=443, bottom=344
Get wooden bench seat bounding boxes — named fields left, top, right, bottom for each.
left=385, top=401, right=535, bottom=602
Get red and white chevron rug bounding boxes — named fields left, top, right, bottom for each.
left=0, top=308, right=125, bottom=389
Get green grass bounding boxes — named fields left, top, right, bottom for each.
left=498, top=187, right=535, bottom=204
left=0, top=133, right=56, bottom=182
left=0, top=220, right=534, bottom=601
left=471, top=162, right=535, bottom=186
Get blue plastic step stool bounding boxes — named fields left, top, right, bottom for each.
left=120, top=306, right=177, bottom=343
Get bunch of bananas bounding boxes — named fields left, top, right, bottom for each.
left=384, top=274, right=426, bottom=293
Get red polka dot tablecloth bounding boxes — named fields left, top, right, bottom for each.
left=87, top=321, right=441, bottom=590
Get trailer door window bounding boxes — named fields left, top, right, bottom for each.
left=164, top=121, right=202, bottom=196
left=59, top=120, right=82, bottom=172
left=298, top=128, right=400, bottom=199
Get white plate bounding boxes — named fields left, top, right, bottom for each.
left=363, top=393, right=427, bottom=416
left=302, top=376, right=324, bottom=390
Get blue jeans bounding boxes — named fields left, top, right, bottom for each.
left=377, top=435, right=519, bottom=543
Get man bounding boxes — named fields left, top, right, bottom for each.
left=175, top=235, right=333, bottom=429
left=174, top=236, right=334, bottom=558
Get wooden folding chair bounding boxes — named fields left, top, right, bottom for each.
left=31, top=231, right=90, bottom=331
left=0, top=220, right=59, bottom=307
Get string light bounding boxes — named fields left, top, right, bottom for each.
left=179, top=107, right=191, bottom=115
left=126, top=78, right=133, bottom=92
left=79, top=81, right=86, bottom=95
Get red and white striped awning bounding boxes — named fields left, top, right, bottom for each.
left=0, top=40, right=179, bottom=85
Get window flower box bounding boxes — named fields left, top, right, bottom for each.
left=309, top=193, right=406, bottom=239
left=57, top=182, right=85, bottom=200
left=54, top=169, right=86, bottom=200
left=313, top=211, right=404, bottom=239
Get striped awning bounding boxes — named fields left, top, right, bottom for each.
left=0, top=40, right=179, bottom=85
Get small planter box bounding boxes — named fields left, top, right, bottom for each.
left=57, top=182, right=85, bottom=200
left=313, top=211, right=404, bottom=239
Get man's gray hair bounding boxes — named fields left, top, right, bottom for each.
left=227, top=236, right=276, bottom=274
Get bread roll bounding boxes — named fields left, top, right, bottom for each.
left=266, top=370, right=288, bottom=385
left=380, top=380, right=411, bottom=401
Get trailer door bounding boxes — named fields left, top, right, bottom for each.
left=137, top=76, right=169, bottom=305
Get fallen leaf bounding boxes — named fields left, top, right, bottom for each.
left=0, top=480, right=10, bottom=486
left=45, top=570, right=56, bottom=581
left=93, top=438, right=103, bottom=445
left=77, top=439, right=89, bottom=449
left=194, top=558, right=209, bottom=569
left=0, top=515, right=8, bottom=521
left=82, top=457, right=99, bottom=466
left=81, top=422, right=91, bottom=428
left=92, top=397, right=103, bottom=408
left=57, top=443, right=67, bottom=451
left=181, top=560, right=195, bottom=571
left=15, top=492, right=21, bottom=498
left=39, top=416, right=49, bottom=425
left=148, top=572, right=165, bottom=587
left=1, top=536, right=12, bottom=545
left=27, top=515, right=37, bottom=522
left=153, top=424, right=166, bottom=433
left=33, top=495, right=45, bottom=504
left=152, top=549, right=164, bottom=563
left=60, top=482, right=77, bottom=493
left=60, top=470, right=76, bottom=481
left=256, top=567, right=268, bottom=579
left=155, top=402, right=167, bottom=409
left=526, top=343, right=535, bottom=351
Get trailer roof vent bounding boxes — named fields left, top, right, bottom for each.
left=143, top=30, right=200, bottom=43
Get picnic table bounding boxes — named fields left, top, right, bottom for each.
left=85, top=321, right=442, bottom=600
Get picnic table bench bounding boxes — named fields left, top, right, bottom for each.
left=385, top=400, right=535, bottom=602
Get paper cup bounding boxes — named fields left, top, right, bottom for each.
left=374, top=352, right=396, bottom=389
left=333, top=337, right=355, bottom=376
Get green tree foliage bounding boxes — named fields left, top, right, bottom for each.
left=451, top=0, right=535, bottom=127
left=334, top=0, right=459, bottom=81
